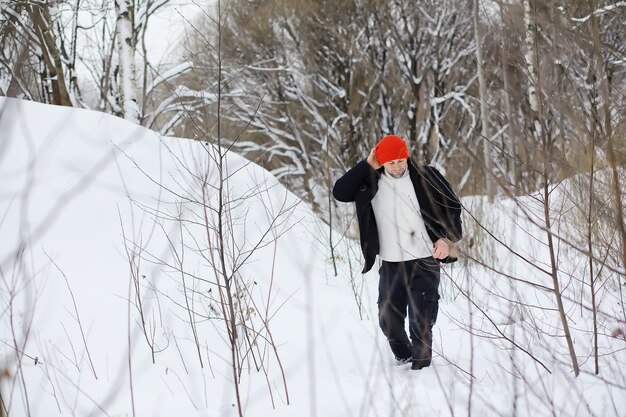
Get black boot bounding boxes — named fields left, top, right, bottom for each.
left=411, top=358, right=431, bottom=370
left=389, top=338, right=412, bottom=364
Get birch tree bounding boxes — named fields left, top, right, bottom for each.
left=115, top=0, right=140, bottom=123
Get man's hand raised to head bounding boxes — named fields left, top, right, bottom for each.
left=367, top=148, right=382, bottom=169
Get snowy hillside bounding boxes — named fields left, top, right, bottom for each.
left=0, top=98, right=624, bottom=417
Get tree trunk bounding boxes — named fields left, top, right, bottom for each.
left=473, top=0, right=493, bottom=201
left=523, top=0, right=539, bottom=115
left=498, top=2, right=523, bottom=188
left=115, top=0, right=140, bottom=123
left=5, top=40, right=31, bottom=99
left=28, top=3, right=72, bottom=106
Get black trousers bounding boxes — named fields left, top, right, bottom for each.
left=377, top=257, right=440, bottom=361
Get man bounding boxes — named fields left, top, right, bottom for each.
left=333, top=135, right=462, bottom=370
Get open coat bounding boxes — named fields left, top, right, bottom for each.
left=333, top=159, right=463, bottom=273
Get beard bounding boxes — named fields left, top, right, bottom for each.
left=385, top=167, right=406, bottom=178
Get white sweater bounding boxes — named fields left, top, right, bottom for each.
left=371, top=169, right=433, bottom=261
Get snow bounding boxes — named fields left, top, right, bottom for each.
left=145, top=62, right=193, bottom=96
left=571, top=1, right=626, bottom=23
left=1, top=97, right=625, bottom=417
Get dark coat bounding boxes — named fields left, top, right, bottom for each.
left=332, top=159, right=463, bottom=273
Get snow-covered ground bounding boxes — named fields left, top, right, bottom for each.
left=0, top=97, right=624, bottom=417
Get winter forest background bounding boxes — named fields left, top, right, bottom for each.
left=1, top=0, right=626, bottom=416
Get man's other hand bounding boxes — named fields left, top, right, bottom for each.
left=433, top=239, right=451, bottom=259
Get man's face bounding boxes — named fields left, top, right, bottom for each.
left=382, top=158, right=408, bottom=178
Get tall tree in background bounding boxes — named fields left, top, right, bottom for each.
left=28, top=1, right=73, bottom=106
left=115, top=0, right=140, bottom=123
left=112, top=0, right=175, bottom=124
left=1, top=0, right=73, bottom=105
left=474, top=0, right=493, bottom=201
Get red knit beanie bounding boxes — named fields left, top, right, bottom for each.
left=375, top=135, right=409, bottom=164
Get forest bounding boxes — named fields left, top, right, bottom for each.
left=2, top=1, right=624, bottom=202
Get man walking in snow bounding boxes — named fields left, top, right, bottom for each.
left=333, top=135, right=462, bottom=370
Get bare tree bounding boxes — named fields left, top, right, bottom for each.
left=0, top=0, right=73, bottom=105
left=474, top=0, right=494, bottom=201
